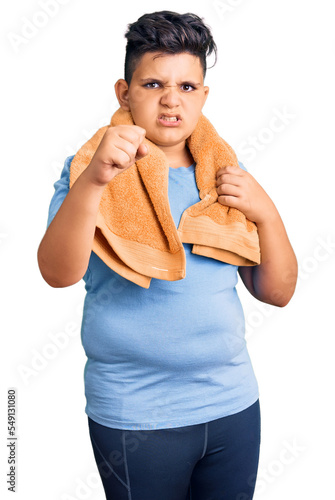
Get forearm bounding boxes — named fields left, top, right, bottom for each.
left=247, top=207, right=298, bottom=306
left=37, top=168, right=107, bottom=287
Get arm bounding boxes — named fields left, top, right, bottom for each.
left=37, top=125, right=148, bottom=288
left=216, top=165, right=298, bottom=307
left=37, top=169, right=106, bottom=287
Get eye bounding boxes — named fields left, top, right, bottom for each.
left=144, top=82, right=160, bottom=89
left=181, top=84, right=195, bottom=92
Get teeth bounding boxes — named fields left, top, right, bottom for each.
left=161, top=116, right=178, bottom=122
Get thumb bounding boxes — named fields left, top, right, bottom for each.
left=135, top=143, right=149, bottom=161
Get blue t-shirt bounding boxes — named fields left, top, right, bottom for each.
left=47, top=155, right=259, bottom=430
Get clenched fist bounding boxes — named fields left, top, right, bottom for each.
left=216, top=165, right=277, bottom=225
left=86, top=125, right=149, bottom=186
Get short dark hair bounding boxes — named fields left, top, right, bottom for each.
left=124, top=11, right=217, bottom=85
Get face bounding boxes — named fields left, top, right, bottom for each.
left=115, top=52, right=209, bottom=154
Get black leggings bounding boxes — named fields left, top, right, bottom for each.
left=88, top=399, right=261, bottom=500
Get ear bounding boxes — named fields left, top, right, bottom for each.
left=202, top=86, right=210, bottom=107
left=114, top=79, right=130, bottom=111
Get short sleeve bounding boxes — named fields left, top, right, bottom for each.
left=46, top=155, right=74, bottom=228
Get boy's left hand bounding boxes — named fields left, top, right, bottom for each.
left=216, top=165, right=276, bottom=224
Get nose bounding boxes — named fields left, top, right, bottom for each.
left=160, top=86, right=181, bottom=108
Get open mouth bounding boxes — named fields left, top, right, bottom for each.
left=160, top=115, right=179, bottom=122
left=158, top=114, right=181, bottom=126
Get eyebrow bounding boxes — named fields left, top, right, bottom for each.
left=139, top=78, right=202, bottom=86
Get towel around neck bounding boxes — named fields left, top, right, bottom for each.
left=69, top=108, right=261, bottom=288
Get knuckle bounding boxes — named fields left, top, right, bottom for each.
left=226, top=165, right=237, bottom=174
left=135, top=125, right=146, bottom=136
left=217, top=184, right=227, bottom=195
left=105, top=127, right=116, bottom=140
left=218, top=195, right=228, bottom=206
left=220, top=173, right=230, bottom=185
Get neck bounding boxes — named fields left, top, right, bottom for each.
left=158, top=143, right=194, bottom=169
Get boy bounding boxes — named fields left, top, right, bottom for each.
left=38, top=11, right=297, bottom=500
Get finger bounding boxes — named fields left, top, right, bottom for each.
left=110, top=145, right=135, bottom=167
left=217, top=183, right=240, bottom=197
left=132, top=125, right=147, bottom=140
left=135, top=143, right=149, bottom=160
left=112, top=138, right=138, bottom=163
left=216, top=165, right=241, bottom=178
left=117, top=125, right=146, bottom=145
left=216, top=173, right=241, bottom=188
left=218, top=194, right=241, bottom=208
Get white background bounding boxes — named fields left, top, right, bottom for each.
left=1, top=0, right=334, bottom=498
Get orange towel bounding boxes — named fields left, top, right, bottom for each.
left=70, top=108, right=261, bottom=288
